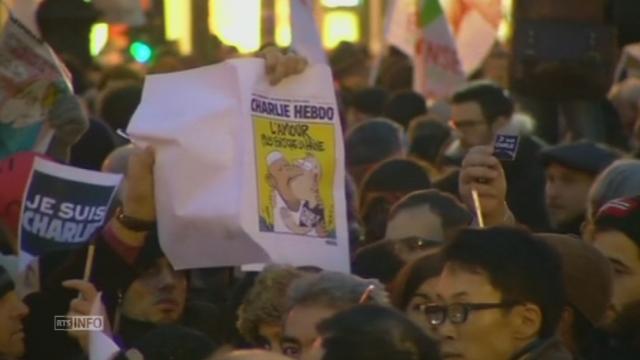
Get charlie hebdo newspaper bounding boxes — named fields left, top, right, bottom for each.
left=128, top=59, right=349, bottom=272
left=252, top=95, right=337, bottom=244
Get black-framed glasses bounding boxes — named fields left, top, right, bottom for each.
left=414, top=302, right=520, bottom=326
left=449, top=119, right=486, bottom=130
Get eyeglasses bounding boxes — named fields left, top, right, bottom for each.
left=414, top=302, right=520, bottom=326
left=449, top=119, right=486, bottom=130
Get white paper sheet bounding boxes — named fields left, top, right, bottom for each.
left=290, top=0, right=327, bottom=65
left=128, top=60, right=349, bottom=272
left=89, top=292, right=120, bottom=360
left=413, top=0, right=465, bottom=99
left=384, top=0, right=418, bottom=58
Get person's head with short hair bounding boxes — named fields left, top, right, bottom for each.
left=345, top=118, right=404, bottom=185
left=97, top=64, right=144, bottom=91
left=351, top=239, right=406, bottom=285
left=359, top=158, right=432, bottom=243
left=432, top=227, right=566, bottom=360
left=98, top=81, right=143, bottom=133
left=384, top=91, right=428, bottom=129
left=427, top=100, right=452, bottom=124
left=375, top=49, right=413, bottom=93
left=389, top=253, right=444, bottom=337
left=121, top=234, right=188, bottom=326
left=0, top=265, right=29, bottom=359
left=309, top=305, right=440, bottom=360
left=211, top=350, right=291, bottom=360
left=592, top=195, right=640, bottom=323
left=236, top=265, right=306, bottom=352
left=408, top=116, right=453, bottom=168
left=346, top=87, right=389, bottom=128
left=450, top=81, right=514, bottom=150
left=329, top=42, right=370, bottom=93
left=281, top=272, right=388, bottom=359
left=386, top=190, right=472, bottom=252
left=540, top=141, right=620, bottom=232
left=60, top=54, right=92, bottom=96
left=536, top=233, right=613, bottom=357
left=113, top=325, right=216, bottom=360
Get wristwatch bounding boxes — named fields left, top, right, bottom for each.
left=115, top=207, right=156, bottom=232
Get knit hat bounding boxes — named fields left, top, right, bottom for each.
left=594, top=195, right=640, bottom=247
left=0, top=265, right=15, bottom=298
left=540, top=140, right=620, bottom=175
left=536, top=234, right=613, bottom=326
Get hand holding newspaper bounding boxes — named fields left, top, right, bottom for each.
left=128, top=59, right=349, bottom=272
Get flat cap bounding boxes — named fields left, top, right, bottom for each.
left=540, top=141, right=620, bottom=175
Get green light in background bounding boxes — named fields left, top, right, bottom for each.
left=129, top=41, right=153, bottom=63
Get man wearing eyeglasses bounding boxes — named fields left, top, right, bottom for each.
left=437, top=81, right=549, bottom=231
left=425, top=227, right=570, bottom=360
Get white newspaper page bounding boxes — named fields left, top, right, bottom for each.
left=128, top=59, right=349, bottom=272
left=235, top=60, right=349, bottom=272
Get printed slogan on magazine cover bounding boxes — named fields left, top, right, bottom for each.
left=252, top=94, right=337, bottom=244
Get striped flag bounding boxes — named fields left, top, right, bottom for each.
left=414, top=0, right=465, bottom=99
left=441, top=0, right=502, bottom=75
left=384, top=0, right=419, bottom=58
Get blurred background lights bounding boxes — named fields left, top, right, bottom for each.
left=209, top=0, right=261, bottom=53
left=129, top=40, right=153, bottom=63
left=323, top=10, right=359, bottom=49
left=89, top=22, right=109, bottom=57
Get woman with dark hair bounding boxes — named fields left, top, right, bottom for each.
left=389, top=253, right=444, bottom=336
left=308, top=305, right=440, bottom=360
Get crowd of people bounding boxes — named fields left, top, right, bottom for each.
left=2, top=2, right=640, bottom=360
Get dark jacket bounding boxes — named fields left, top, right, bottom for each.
left=510, top=337, right=572, bottom=360
left=116, top=301, right=225, bottom=349
left=24, top=232, right=140, bottom=359
left=23, top=231, right=225, bottom=359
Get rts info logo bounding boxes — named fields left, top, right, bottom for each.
left=54, top=316, right=104, bottom=331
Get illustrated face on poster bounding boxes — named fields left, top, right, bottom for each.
left=254, top=113, right=337, bottom=243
